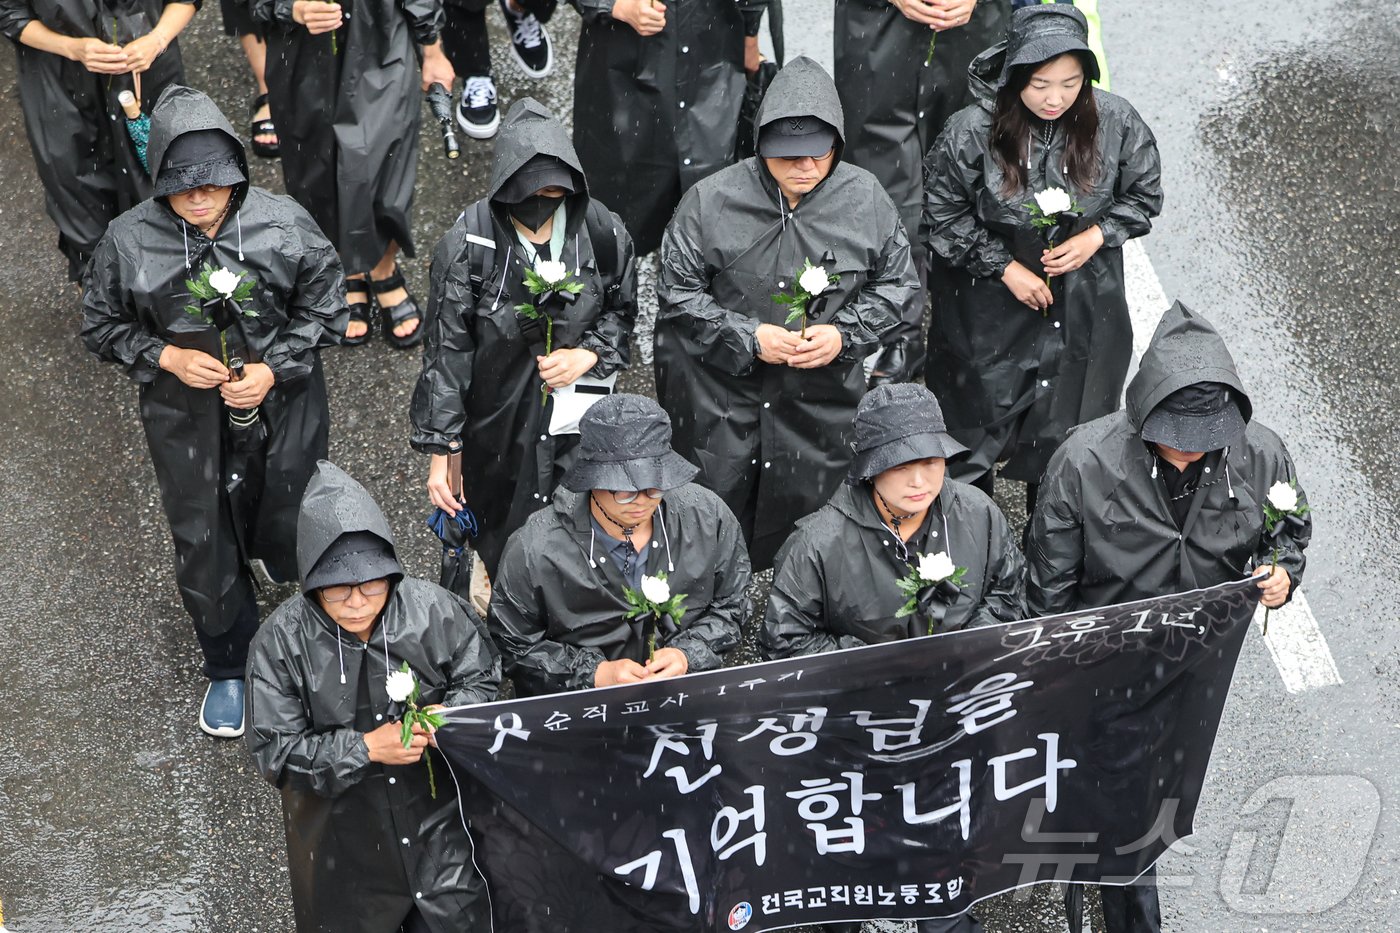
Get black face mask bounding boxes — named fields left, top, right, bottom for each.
left=508, top=194, right=563, bottom=232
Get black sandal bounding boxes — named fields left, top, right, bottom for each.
left=250, top=93, right=279, bottom=159
left=371, top=267, right=423, bottom=350
left=343, top=276, right=372, bottom=347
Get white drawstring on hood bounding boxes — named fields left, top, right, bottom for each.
left=236, top=209, right=244, bottom=261
left=1223, top=447, right=1238, bottom=502
left=337, top=633, right=346, bottom=685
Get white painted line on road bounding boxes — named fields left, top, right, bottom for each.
left=1255, top=591, right=1343, bottom=693
left=1122, top=239, right=1343, bottom=694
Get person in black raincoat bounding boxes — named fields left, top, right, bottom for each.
left=763, top=383, right=1025, bottom=676
left=82, top=85, right=345, bottom=737
left=834, top=0, right=1012, bottom=384
left=411, top=97, right=636, bottom=587
left=0, top=0, right=195, bottom=280
left=253, top=0, right=453, bottom=348
left=246, top=461, right=499, bottom=933
left=655, top=56, right=918, bottom=571
left=1027, top=301, right=1311, bottom=933
left=489, top=394, right=749, bottom=696
left=922, top=4, right=1162, bottom=507
left=567, top=0, right=765, bottom=254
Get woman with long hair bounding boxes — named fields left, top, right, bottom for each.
left=922, top=4, right=1161, bottom=510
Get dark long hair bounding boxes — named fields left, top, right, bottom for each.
left=991, top=52, right=1101, bottom=198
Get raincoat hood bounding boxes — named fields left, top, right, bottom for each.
left=296, top=461, right=401, bottom=594
left=999, top=4, right=1098, bottom=88
left=147, top=85, right=249, bottom=204
left=755, top=56, right=847, bottom=166
left=488, top=97, right=587, bottom=202
left=966, top=43, right=1006, bottom=111
left=1126, top=301, right=1253, bottom=434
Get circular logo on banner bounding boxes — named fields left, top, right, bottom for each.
left=727, top=902, right=753, bottom=930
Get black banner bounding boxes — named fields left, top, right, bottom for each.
left=437, top=579, right=1258, bottom=933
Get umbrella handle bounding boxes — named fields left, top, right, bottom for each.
left=134, top=71, right=141, bottom=105
left=447, top=441, right=463, bottom=500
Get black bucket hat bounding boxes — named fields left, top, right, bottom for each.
left=758, top=116, right=838, bottom=159
left=846, top=384, right=967, bottom=484
left=495, top=153, right=578, bottom=204
left=1140, top=382, right=1247, bottom=453
left=561, top=394, right=699, bottom=493
left=304, top=530, right=403, bottom=592
left=154, top=129, right=247, bottom=198
left=999, top=4, right=1100, bottom=88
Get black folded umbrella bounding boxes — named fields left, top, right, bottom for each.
left=425, top=444, right=480, bottom=600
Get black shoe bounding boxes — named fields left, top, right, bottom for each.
left=498, top=0, right=554, bottom=78
left=457, top=75, right=500, bottom=139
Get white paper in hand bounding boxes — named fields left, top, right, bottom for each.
left=548, top=373, right=617, bottom=436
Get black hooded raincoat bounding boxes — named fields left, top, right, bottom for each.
left=490, top=484, right=749, bottom=697
left=0, top=0, right=190, bottom=280
left=82, top=85, right=346, bottom=639
left=1027, top=302, right=1310, bottom=616
left=655, top=56, right=918, bottom=570
left=411, top=99, right=637, bottom=578
left=253, top=0, right=442, bottom=273
left=922, top=41, right=1162, bottom=484
left=567, top=0, right=764, bottom=254
left=762, top=480, right=1025, bottom=658
left=246, top=462, right=499, bottom=933
left=835, top=0, right=1011, bottom=255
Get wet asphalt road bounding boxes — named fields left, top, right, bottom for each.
left=1, top=2, right=1397, bottom=931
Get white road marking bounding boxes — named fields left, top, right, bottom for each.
left=1122, top=239, right=1342, bottom=694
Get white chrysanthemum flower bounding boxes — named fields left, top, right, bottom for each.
left=535, top=260, right=569, bottom=285
left=209, top=267, right=241, bottom=297
left=641, top=574, right=671, bottom=604
left=1034, top=187, right=1073, bottom=215
left=1267, top=481, right=1299, bottom=512
left=799, top=265, right=832, bottom=297
left=385, top=669, right=416, bottom=703
left=918, top=551, right=957, bottom=582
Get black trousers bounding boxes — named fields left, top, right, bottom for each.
left=1101, top=868, right=1163, bottom=933
left=193, top=589, right=259, bottom=680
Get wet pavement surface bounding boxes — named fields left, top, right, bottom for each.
left=1, top=2, right=1398, bottom=931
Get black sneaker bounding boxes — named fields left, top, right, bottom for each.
left=498, top=0, right=554, bottom=79
left=457, top=75, right=500, bottom=139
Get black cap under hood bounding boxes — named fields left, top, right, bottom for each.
left=1126, top=301, right=1254, bottom=434
left=296, top=461, right=403, bottom=595
left=754, top=56, right=847, bottom=168
left=147, top=85, right=250, bottom=209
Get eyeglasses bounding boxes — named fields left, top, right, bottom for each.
left=320, top=579, right=390, bottom=603
left=606, top=488, right=665, bottom=505
left=777, top=148, right=835, bottom=163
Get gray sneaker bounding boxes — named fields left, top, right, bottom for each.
left=457, top=75, right=500, bottom=139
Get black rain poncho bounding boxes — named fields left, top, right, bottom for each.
left=81, top=85, right=346, bottom=639
left=489, top=484, right=749, bottom=697
left=1027, top=301, right=1311, bottom=616
left=253, top=0, right=442, bottom=273
left=410, top=98, right=637, bottom=578
left=0, top=0, right=191, bottom=280
left=921, top=41, right=1163, bottom=484
left=655, top=56, right=918, bottom=570
left=834, top=0, right=1011, bottom=250
left=761, top=480, right=1025, bottom=659
left=567, top=0, right=763, bottom=254
left=246, top=462, right=500, bottom=933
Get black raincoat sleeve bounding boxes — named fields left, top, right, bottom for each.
left=967, top=508, right=1029, bottom=629
left=490, top=534, right=608, bottom=695
left=252, top=0, right=294, bottom=23
left=656, top=189, right=761, bottom=377
left=921, top=121, right=1015, bottom=279
left=576, top=216, right=637, bottom=378
left=263, top=208, right=348, bottom=382
left=0, top=0, right=35, bottom=41
left=831, top=203, right=915, bottom=362
left=1251, top=434, right=1311, bottom=600
left=665, top=512, right=749, bottom=672
left=1025, top=446, right=1084, bottom=618
left=409, top=232, right=475, bottom=455
left=81, top=235, right=167, bottom=384
left=761, top=539, right=865, bottom=659
left=399, top=0, right=443, bottom=44
left=442, top=595, right=504, bottom=706
left=1095, top=99, right=1163, bottom=249
left=246, top=640, right=374, bottom=799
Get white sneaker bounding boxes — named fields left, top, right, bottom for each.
left=457, top=75, right=501, bottom=139
left=498, top=0, right=554, bottom=79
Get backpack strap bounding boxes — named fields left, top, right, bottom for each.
left=583, top=200, right=624, bottom=296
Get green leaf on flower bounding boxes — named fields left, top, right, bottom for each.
left=400, top=717, right=413, bottom=749
left=516, top=303, right=540, bottom=319
left=785, top=307, right=806, bottom=326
